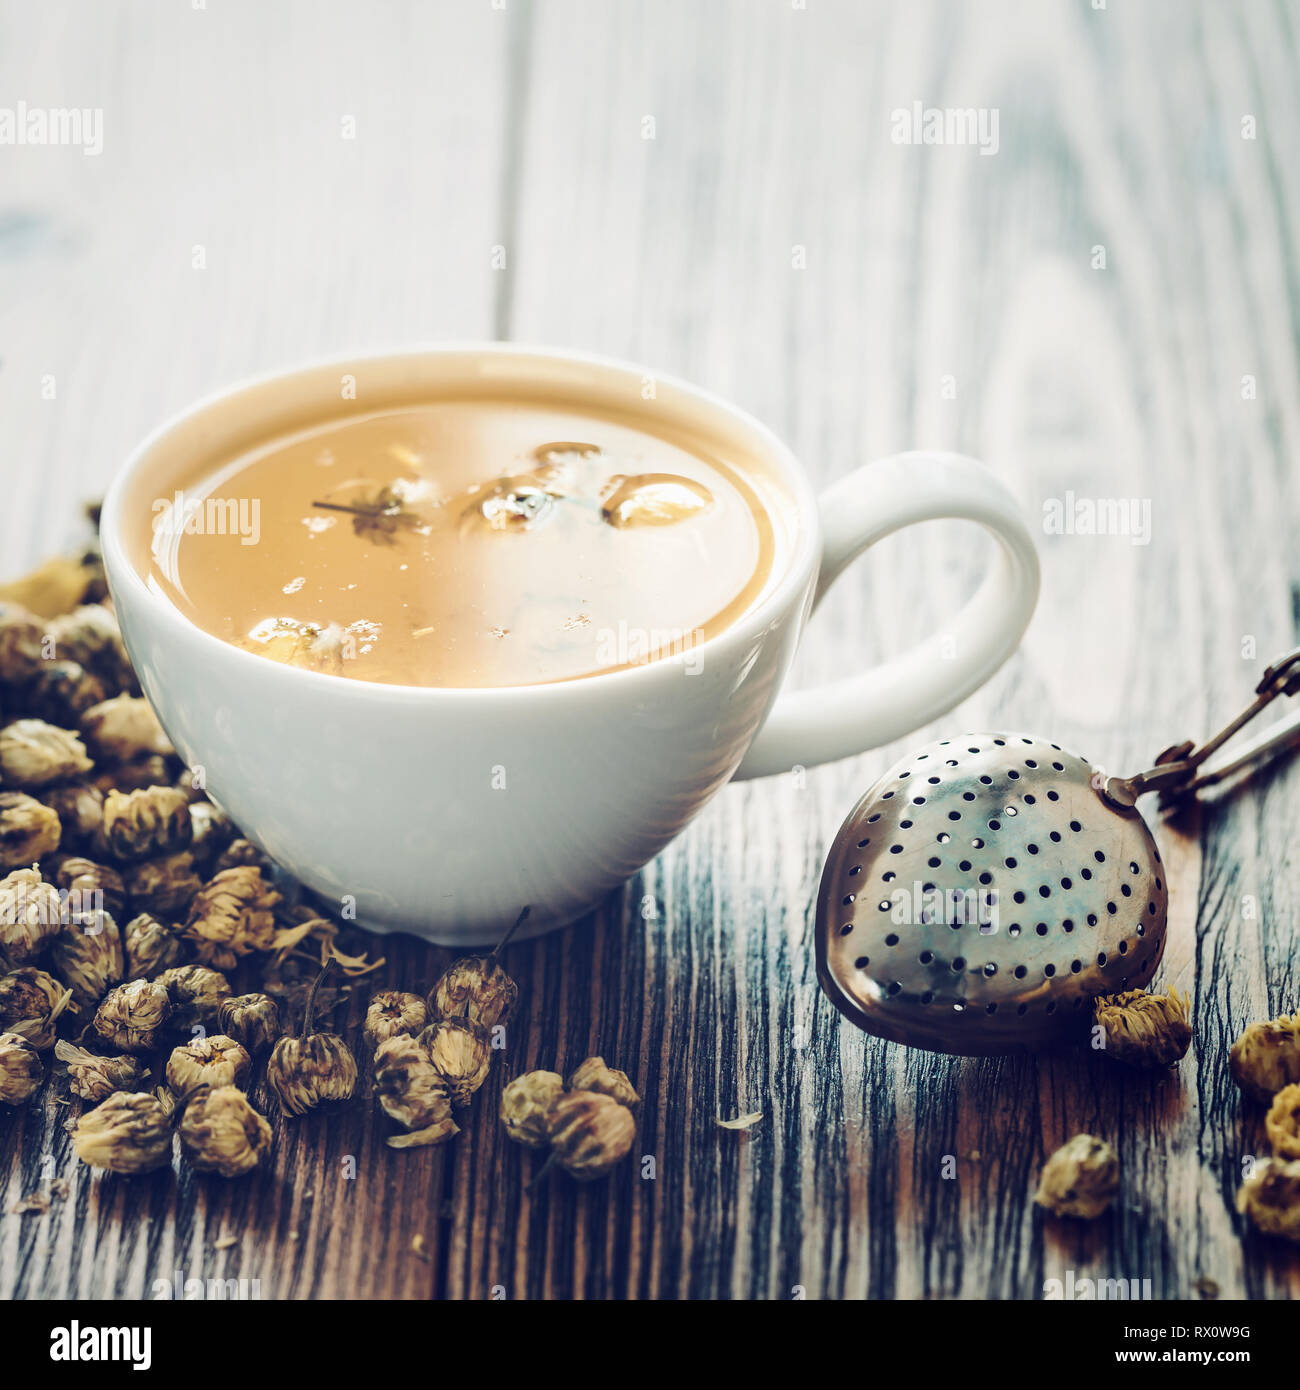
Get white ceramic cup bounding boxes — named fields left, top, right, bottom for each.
left=100, top=345, right=1039, bottom=945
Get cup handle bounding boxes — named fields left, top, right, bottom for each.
left=733, top=450, right=1040, bottom=780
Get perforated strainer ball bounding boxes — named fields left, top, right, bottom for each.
left=816, top=733, right=1168, bottom=1055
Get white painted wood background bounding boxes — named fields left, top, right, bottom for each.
left=1, top=0, right=1298, bottom=1299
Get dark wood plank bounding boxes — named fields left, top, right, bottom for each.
left=3, top=0, right=1300, bottom=1301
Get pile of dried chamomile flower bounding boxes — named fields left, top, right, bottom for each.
left=1230, top=1012, right=1300, bottom=1241
left=0, top=521, right=386, bottom=1179
left=365, top=908, right=526, bottom=1148
left=500, top=1056, right=640, bottom=1181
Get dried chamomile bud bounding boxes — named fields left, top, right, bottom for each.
left=54, top=1040, right=149, bottom=1102
left=100, top=786, right=192, bottom=862
left=183, top=865, right=279, bottom=969
left=0, top=967, right=72, bottom=1049
left=93, top=756, right=169, bottom=795
left=374, top=1034, right=457, bottom=1144
left=22, top=661, right=106, bottom=727
left=421, top=1018, right=492, bottom=1107
left=547, top=1091, right=637, bottom=1181
left=1265, top=1084, right=1300, bottom=1162
left=218, top=993, right=281, bottom=1054
left=50, top=910, right=123, bottom=1012
left=79, top=694, right=173, bottom=762
left=1034, top=1134, right=1119, bottom=1220
left=267, top=1032, right=357, bottom=1116
left=165, top=1034, right=250, bottom=1096
left=156, top=964, right=230, bottom=1030
left=428, top=917, right=525, bottom=1039
left=37, top=782, right=104, bottom=853
left=429, top=956, right=518, bottom=1032
left=124, top=851, right=202, bottom=918
left=179, top=1085, right=272, bottom=1177
left=1236, top=1157, right=1300, bottom=1242
left=0, top=557, right=96, bottom=622
left=0, top=719, right=93, bottom=788
left=92, top=977, right=171, bottom=1053
left=427, top=905, right=526, bottom=1031
left=213, top=839, right=273, bottom=875
left=500, top=1070, right=564, bottom=1148
left=0, top=1030, right=43, bottom=1103
left=0, top=605, right=44, bottom=682
left=56, top=855, right=125, bottom=920
left=568, top=1056, right=639, bottom=1108
left=1093, top=987, right=1192, bottom=1067
left=48, top=605, right=135, bottom=694
left=0, top=792, right=61, bottom=869
left=364, top=990, right=428, bottom=1051
left=188, top=802, right=234, bottom=868
left=123, top=912, right=186, bottom=979
left=71, top=1091, right=173, bottom=1174
left=1230, top=1014, right=1300, bottom=1104
left=0, top=865, right=63, bottom=963
left=266, top=965, right=357, bottom=1116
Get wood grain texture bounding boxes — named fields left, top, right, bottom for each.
left=2, top=0, right=1299, bottom=1300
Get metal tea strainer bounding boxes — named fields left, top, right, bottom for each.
left=817, top=647, right=1300, bottom=1055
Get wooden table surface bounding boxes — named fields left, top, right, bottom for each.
left=2, top=0, right=1299, bottom=1300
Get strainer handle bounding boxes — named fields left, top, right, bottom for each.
left=733, top=450, right=1040, bottom=779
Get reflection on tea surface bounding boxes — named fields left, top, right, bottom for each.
left=150, top=399, right=779, bottom=687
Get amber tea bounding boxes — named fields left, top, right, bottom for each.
left=147, top=395, right=784, bottom=688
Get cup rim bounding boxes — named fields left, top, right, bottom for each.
left=100, top=341, right=822, bottom=702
